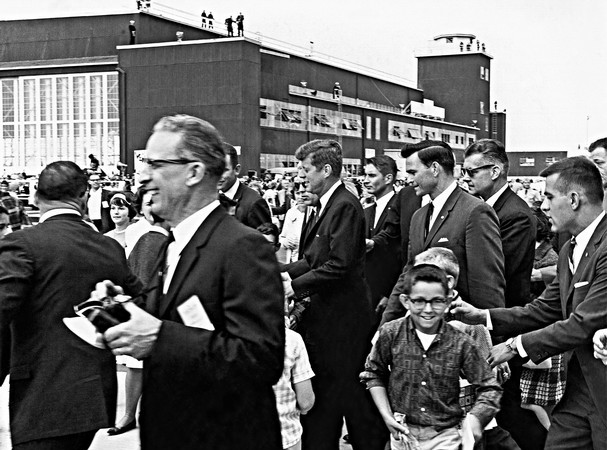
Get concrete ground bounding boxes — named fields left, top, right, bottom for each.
left=1, top=371, right=352, bottom=450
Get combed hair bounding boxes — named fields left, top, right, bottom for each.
left=402, top=264, right=449, bottom=296
left=401, top=141, right=455, bottom=174
left=366, top=155, right=397, bottom=178
left=540, top=156, right=604, bottom=205
left=589, top=138, right=607, bottom=152
left=464, top=139, right=510, bottom=176
left=37, top=161, right=88, bottom=201
left=295, top=140, right=342, bottom=176
left=414, top=247, right=460, bottom=281
left=153, top=115, right=226, bottom=178
left=222, top=142, right=239, bottom=168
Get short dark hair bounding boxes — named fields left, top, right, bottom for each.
left=37, top=161, right=88, bottom=201
left=589, top=138, right=607, bottom=152
left=531, top=206, right=553, bottom=243
left=401, top=141, right=455, bottom=174
left=464, top=139, right=510, bottom=176
left=540, top=156, right=604, bottom=205
left=402, top=263, right=449, bottom=296
left=109, top=192, right=137, bottom=219
left=366, top=155, right=397, bottom=178
left=295, top=140, right=342, bottom=177
left=222, top=142, right=239, bottom=168
left=153, top=115, right=226, bottom=179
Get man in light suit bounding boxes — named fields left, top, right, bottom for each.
left=98, top=115, right=285, bottom=450
left=282, top=139, right=387, bottom=450
left=362, top=155, right=401, bottom=318
left=218, top=143, right=272, bottom=229
left=381, top=143, right=506, bottom=325
left=463, top=139, right=542, bottom=450
left=0, top=161, right=142, bottom=449
left=453, top=156, right=607, bottom=449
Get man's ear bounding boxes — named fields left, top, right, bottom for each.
left=235, top=163, right=242, bottom=176
left=323, top=163, right=333, bottom=178
left=399, top=294, right=411, bottom=311
left=185, top=162, right=206, bottom=186
left=570, top=191, right=581, bottom=210
left=446, top=274, right=456, bottom=290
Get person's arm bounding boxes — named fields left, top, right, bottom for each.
left=465, top=204, right=506, bottom=308
left=247, top=197, right=272, bottom=229
left=500, top=210, right=536, bottom=299
left=368, top=386, right=409, bottom=438
left=293, top=379, right=315, bottom=414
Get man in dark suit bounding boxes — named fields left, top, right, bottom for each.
left=87, top=174, right=114, bottom=233
left=282, top=140, right=387, bottom=450
left=0, top=161, right=142, bottom=449
left=362, top=155, right=401, bottom=318
left=393, top=184, right=422, bottom=266
left=218, top=143, right=272, bottom=229
left=381, top=143, right=506, bottom=325
left=99, top=114, right=285, bottom=450
left=463, top=139, right=542, bottom=450
left=453, top=156, right=607, bottom=450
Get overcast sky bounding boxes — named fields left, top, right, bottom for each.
left=5, top=0, right=607, bottom=153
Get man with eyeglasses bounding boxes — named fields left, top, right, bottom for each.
left=462, top=140, right=543, bottom=450
left=94, top=114, right=285, bottom=450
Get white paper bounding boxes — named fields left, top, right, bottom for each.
left=63, top=317, right=106, bottom=349
left=177, top=295, right=215, bottom=330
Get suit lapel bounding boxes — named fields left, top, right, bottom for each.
left=373, top=192, right=397, bottom=234
left=564, top=215, right=607, bottom=303
left=158, top=207, right=226, bottom=318
left=364, top=203, right=376, bottom=238
left=492, top=187, right=512, bottom=214
left=303, top=184, right=344, bottom=246
left=424, top=188, right=461, bottom=246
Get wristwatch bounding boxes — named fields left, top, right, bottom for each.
left=505, top=337, right=518, bottom=354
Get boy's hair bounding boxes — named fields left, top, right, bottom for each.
left=413, top=247, right=460, bottom=282
left=402, top=264, right=449, bottom=296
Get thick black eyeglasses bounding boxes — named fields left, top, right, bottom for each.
left=141, top=158, right=200, bottom=169
left=461, top=164, right=494, bottom=177
left=405, top=295, right=448, bottom=310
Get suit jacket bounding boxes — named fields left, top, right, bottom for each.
left=492, top=187, right=536, bottom=307
left=87, top=188, right=114, bottom=233
left=233, top=182, right=272, bottom=229
left=393, top=185, right=422, bottom=266
left=0, top=214, right=142, bottom=445
left=284, top=184, right=373, bottom=378
left=364, top=192, right=401, bottom=306
left=409, top=186, right=505, bottom=309
left=490, top=215, right=607, bottom=423
left=141, top=206, right=284, bottom=450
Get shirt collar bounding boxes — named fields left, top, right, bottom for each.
left=39, top=208, right=82, bottom=223
left=430, top=181, right=458, bottom=213
left=222, top=178, right=240, bottom=200
left=318, top=179, right=342, bottom=216
left=375, top=189, right=395, bottom=211
left=171, top=200, right=221, bottom=257
left=485, top=183, right=509, bottom=207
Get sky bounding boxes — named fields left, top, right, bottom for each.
left=5, top=0, right=607, bottom=154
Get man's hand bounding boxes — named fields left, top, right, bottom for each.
left=365, top=239, right=375, bottom=253
left=488, top=342, right=516, bottom=368
left=103, top=301, right=162, bottom=360
left=281, top=272, right=295, bottom=298
left=494, top=362, right=511, bottom=384
left=530, top=268, right=543, bottom=282
left=383, top=415, right=410, bottom=440
left=449, top=298, right=487, bottom=325
left=462, top=414, right=483, bottom=444
left=593, top=329, right=607, bottom=366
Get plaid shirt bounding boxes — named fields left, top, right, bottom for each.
left=273, top=328, right=314, bottom=448
left=360, top=316, right=501, bottom=429
left=0, top=192, right=31, bottom=231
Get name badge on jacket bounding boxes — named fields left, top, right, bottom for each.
left=177, top=295, right=215, bottom=330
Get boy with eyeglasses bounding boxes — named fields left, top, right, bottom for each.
left=360, top=264, right=501, bottom=449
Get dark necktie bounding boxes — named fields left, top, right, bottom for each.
left=158, top=231, right=175, bottom=290
left=367, top=203, right=377, bottom=237
left=568, top=236, right=577, bottom=274
left=424, top=202, right=434, bottom=239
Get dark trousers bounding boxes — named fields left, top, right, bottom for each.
left=544, top=357, right=607, bottom=450
left=13, top=430, right=97, bottom=450
left=496, top=364, right=547, bottom=450
left=302, top=375, right=388, bottom=450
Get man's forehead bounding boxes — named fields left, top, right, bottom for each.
left=590, top=147, right=607, bottom=159
left=146, top=130, right=181, bottom=155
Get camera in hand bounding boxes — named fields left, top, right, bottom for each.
left=74, top=297, right=131, bottom=333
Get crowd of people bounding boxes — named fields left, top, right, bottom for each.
left=1, top=116, right=607, bottom=450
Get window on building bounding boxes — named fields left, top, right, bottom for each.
left=480, top=101, right=485, bottom=115
left=366, top=116, right=372, bottom=139
left=480, top=67, right=485, bottom=79
left=469, top=137, right=474, bottom=145
left=545, top=157, right=558, bottom=165
left=342, top=118, right=354, bottom=130
left=392, top=126, right=403, bottom=137
left=485, top=68, right=489, bottom=81
left=441, top=133, right=450, bottom=143
left=485, top=117, right=489, bottom=132
left=375, top=117, right=381, bottom=140
left=408, top=129, right=422, bottom=139
left=280, top=109, right=302, bottom=124
left=259, top=105, right=267, bottom=120
left=520, top=157, right=535, bottom=167
left=313, top=113, right=333, bottom=128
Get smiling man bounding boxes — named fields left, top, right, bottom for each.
left=452, top=156, right=607, bottom=450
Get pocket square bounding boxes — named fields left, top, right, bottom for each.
left=574, top=281, right=589, bottom=288
left=437, top=237, right=449, bottom=243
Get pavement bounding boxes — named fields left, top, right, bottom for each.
left=1, top=370, right=352, bottom=450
